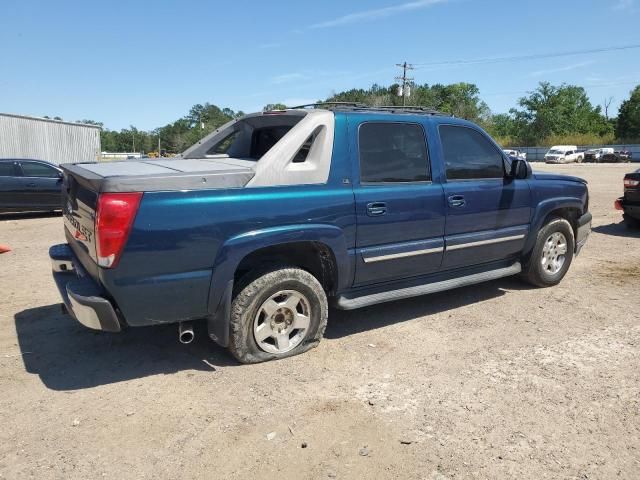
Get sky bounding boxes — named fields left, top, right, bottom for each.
left=1, top=0, right=639, bottom=130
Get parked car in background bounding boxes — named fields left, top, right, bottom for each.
left=601, top=150, right=632, bottom=163
left=544, top=146, right=583, bottom=164
left=503, top=149, right=527, bottom=161
left=50, top=104, right=591, bottom=363
left=584, top=148, right=613, bottom=162
left=0, top=159, right=63, bottom=213
left=615, top=168, right=640, bottom=227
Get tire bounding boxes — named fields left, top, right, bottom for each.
left=521, top=217, right=575, bottom=287
left=576, top=155, right=583, bottom=163
left=228, top=266, right=328, bottom=364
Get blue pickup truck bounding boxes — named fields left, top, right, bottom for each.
left=50, top=104, right=591, bottom=363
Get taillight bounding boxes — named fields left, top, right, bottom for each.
left=624, top=178, right=640, bottom=188
left=614, top=198, right=624, bottom=211
left=95, top=192, right=142, bottom=268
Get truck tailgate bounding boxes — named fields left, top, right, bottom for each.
left=61, top=169, right=100, bottom=277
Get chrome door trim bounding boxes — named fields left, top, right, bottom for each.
left=363, top=246, right=444, bottom=263
left=446, top=233, right=526, bottom=251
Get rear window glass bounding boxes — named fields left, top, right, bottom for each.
left=358, top=122, right=430, bottom=183
left=250, top=126, right=292, bottom=159
left=0, top=162, right=16, bottom=177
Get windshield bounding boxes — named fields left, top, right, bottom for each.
left=548, top=149, right=564, bottom=154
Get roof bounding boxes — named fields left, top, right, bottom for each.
left=0, top=112, right=102, bottom=129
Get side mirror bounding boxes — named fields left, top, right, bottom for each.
left=509, top=158, right=530, bottom=179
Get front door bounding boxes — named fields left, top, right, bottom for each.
left=350, top=118, right=445, bottom=286
left=437, top=125, right=532, bottom=270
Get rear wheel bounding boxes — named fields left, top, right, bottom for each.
left=228, top=266, right=328, bottom=363
left=521, top=218, right=575, bottom=287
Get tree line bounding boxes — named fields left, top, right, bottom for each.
left=70, top=82, right=640, bottom=153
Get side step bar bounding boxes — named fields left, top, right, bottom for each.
left=335, top=262, right=522, bottom=310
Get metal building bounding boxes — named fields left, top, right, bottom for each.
left=0, top=113, right=101, bottom=165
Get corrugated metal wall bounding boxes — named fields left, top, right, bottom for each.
left=0, top=113, right=101, bottom=165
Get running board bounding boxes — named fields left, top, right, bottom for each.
left=335, top=262, right=522, bottom=310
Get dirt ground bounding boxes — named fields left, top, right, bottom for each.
left=1, top=163, right=639, bottom=480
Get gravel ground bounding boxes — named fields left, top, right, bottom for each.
left=0, top=163, right=639, bottom=480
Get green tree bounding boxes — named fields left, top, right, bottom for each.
left=616, top=85, right=640, bottom=141
left=510, top=82, right=612, bottom=145
left=325, top=82, right=490, bottom=123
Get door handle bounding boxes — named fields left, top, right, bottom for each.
left=366, top=202, right=387, bottom=216
left=448, top=195, right=466, bottom=208
left=26, top=183, right=37, bottom=188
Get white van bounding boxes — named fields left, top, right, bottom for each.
left=544, top=146, right=583, bottom=164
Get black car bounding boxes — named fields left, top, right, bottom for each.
left=0, top=159, right=63, bottom=213
left=616, top=168, right=640, bottom=227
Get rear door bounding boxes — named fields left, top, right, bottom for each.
left=438, top=124, right=531, bottom=270
left=0, top=161, right=22, bottom=210
left=350, top=118, right=445, bottom=286
left=17, top=161, right=63, bottom=209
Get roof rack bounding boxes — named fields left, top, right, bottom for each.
left=287, top=102, right=444, bottom=116
left=288, top=102, right=369, bottom=109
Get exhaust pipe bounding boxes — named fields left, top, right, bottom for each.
left=178, top=321, right=194, bottom=344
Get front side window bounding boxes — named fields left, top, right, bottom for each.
left=439, top=125, right=504, bottom=180
left=20, top=162, right=60, bottom=178
left=358, top=122, right=429, bottom=183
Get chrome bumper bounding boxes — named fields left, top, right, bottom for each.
left=49, top=244, right=122, bottom=333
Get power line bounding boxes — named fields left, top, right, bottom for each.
left=413, top=44, right=640, bottom=68
left=395, top=62, right=414, bottom=106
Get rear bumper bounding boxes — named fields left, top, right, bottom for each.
left=575, top=212, right=592, bottom=255
left=49, top=243, right=122, bottom=333
left=619, top=197, right=640, bottom=220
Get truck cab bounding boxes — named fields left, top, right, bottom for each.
left=50, top=104, right=592, bottom=363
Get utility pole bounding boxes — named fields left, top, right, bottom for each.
left=395, top=62, right=414, bottom=106
left=158, top=134, right=161, bottom=157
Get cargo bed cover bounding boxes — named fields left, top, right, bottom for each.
left=61, top=158, right=255, bottom=192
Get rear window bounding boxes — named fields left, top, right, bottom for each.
left=250, top=126, right=292, bottom=159
left=358, top=122, right=430, bottom=183
left=0, top=162, right=16, bottom=177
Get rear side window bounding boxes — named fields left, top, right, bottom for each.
left=439, top=125, right=504, bottom=180
left=358, top=122, right=429, bottom=183
left=0, top=162, right=16, bottom=177
left=20, top=162, right=60, bottom=178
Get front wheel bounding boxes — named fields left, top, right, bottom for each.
left=228, top=266, right=328, bottom=363
left=521, top=218, right=575, bottom=287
